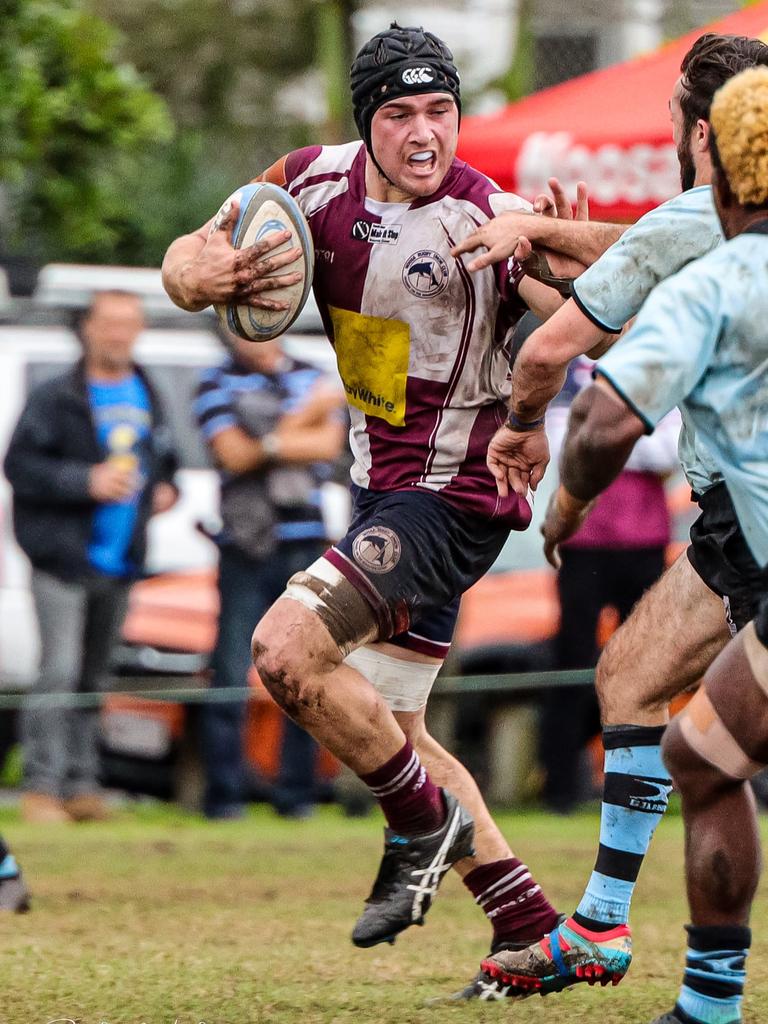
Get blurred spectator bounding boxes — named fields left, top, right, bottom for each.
left=4, top=290, right=179, bottom=823
left=194, top=330, right=345, bottom=820
left=539, top=354, right=681, bottom=813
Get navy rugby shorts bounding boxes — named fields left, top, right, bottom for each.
left=325, top=485, right=510, bottom=658
left=756, top=592, right=768, bottom=649
left=687, top=482, right=766, bottom=634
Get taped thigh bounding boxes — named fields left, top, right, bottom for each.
left=344, top=646, right=441, bottom=713
left=281, top=557, right=379, bottom=656
left=678, top=686, right=766, bottom=780
left=743, top=620, right=768, bottom=697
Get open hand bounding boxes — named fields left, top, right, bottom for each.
left=451, top=211, right=539, bottom=272
left=533, top=178, right=589, bottom=221
left=486, top=424, right=550, bottom=498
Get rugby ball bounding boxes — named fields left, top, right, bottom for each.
left=210, top=182, right=314, bottom=342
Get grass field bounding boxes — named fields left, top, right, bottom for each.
left=2, top=802, right=767, bottom=1024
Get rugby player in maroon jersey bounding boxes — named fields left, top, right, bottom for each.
left=163, top=23, right=569, bottom=1002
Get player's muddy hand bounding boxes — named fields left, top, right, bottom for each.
left=513, top=236, right=533, bottom=262
left=181, top=199, right=302, bottom=312
left=541, top=486, right=593, bottom=569
left=486, top=423, right=550, bottom=499
left=451, top=212, right=538, bottom=272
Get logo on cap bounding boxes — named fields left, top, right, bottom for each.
left=401, top=67, right=435, bottom=86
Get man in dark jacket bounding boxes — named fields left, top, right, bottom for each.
left=4, top=289, right=178, bottom=823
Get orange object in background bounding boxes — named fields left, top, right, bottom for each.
left=456, top=569, right=559, bottom=648
left=121, top=570, right=218, bottom=654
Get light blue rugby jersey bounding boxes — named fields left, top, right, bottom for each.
left=572, top=185, right=724, bottom=495
left=596, top=226, right=768, bottom=568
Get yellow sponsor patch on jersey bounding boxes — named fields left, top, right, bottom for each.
left=329, top=305, right=410, bottom=427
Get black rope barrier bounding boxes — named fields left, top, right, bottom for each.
left=0, top=667, right=596, bottom=710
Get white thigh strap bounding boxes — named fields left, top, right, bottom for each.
left=344, top=646, right=441, bottom=712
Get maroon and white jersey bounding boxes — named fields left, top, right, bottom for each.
left=265, top=140, right=533, bottom=527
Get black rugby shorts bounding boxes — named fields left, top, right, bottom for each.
left=755, top=593, right=768, bottom=650
left=326, top=484, right=510, bottom=654
left=687, top=482, right=766, bottom=633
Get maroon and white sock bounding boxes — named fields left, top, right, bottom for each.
left=464, top=857, right=560, bottom=947
left=360, top=740, right=445, bottom=837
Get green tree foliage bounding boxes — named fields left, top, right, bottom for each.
left=490, top=0, right=535, bottom=102
left=93, top=0, right=315, bottom=132
left=0, top=0, right=173, bottom=264
left=92, top=0, right=323, bottom=240
left=0, top=0, right=338, bottom=266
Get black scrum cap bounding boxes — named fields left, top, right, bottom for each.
left=351, top=23, right=461, bottom=152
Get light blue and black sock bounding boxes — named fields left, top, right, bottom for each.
left=0, top=853, right=19, bottom=879
left=673, top=924, right=750, bottom=1024
left=573, top=724, right=672, bottom=931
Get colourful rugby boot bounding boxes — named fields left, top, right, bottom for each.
left=481, top=916, right=632, bottom=995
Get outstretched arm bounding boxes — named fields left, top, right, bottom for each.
left=453, top=179, right=625, bottom=273
left=541, top=378, right=645, bottom=567
left=484, top=300, right=623, bottom=500
left=511, top=300, right=613, bottom=421
left=454, top=215, right=625, bottom=273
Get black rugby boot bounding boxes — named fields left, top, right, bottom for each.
left=352, top=790, right=474, bottom=948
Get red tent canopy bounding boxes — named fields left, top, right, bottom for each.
left=457, top=3, right=768, bottom=220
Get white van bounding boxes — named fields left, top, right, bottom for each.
left=0, top=266, right=335, bottom=689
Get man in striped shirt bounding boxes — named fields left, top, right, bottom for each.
left=194, top=330, right=344, bottom=820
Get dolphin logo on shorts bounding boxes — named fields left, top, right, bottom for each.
left=352, top=527, right=402, bottom=574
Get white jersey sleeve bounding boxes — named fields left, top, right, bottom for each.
left=596, top=262, right=722, bottom=430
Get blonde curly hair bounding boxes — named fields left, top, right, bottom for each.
left=710, top=66, right=768, bottom=205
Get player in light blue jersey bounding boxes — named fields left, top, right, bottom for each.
left=453, top=32, right=768, bottom=1001
left=486, top=66, right=768, bottom=1024
left=597, top=229, right=768, bottom=568
left=573, top=184, right=724, bottom=498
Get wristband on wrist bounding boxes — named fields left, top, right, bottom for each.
left=261, top=432, right=281, bottom=461
left=504, top=410, right=545, bottom=432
